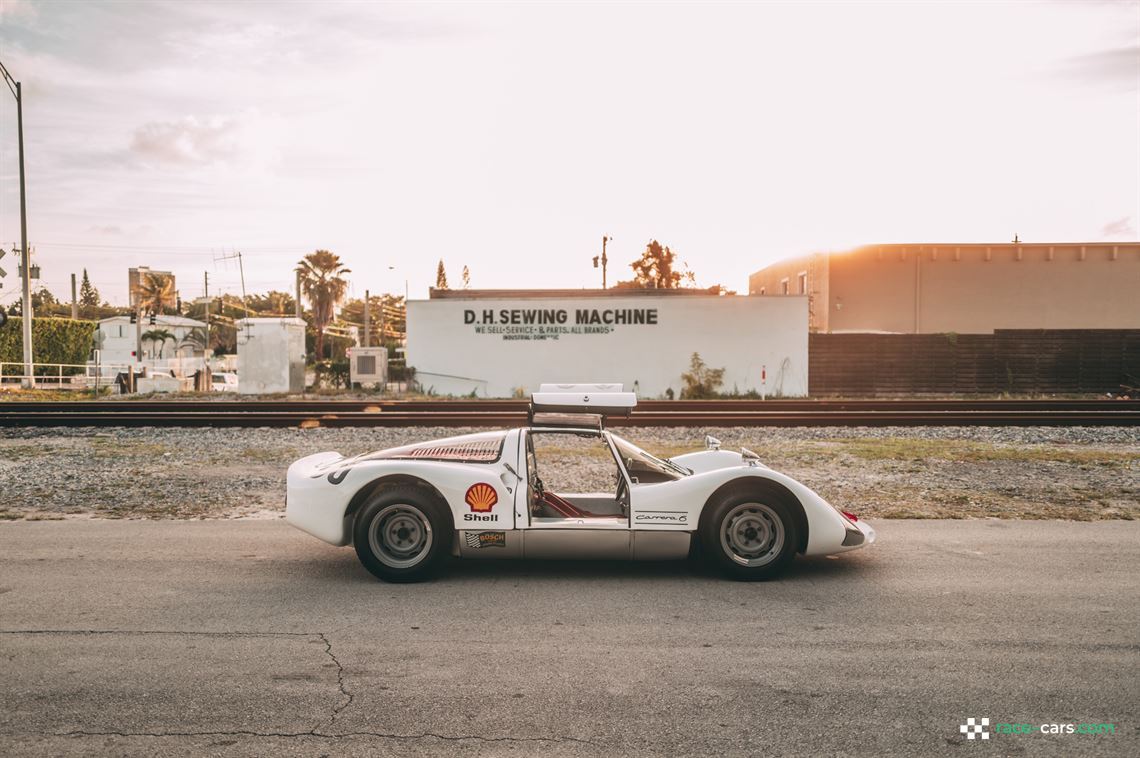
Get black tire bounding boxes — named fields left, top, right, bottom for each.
left=700, top=492, right=799, bottom=581
left=353, top=485, right=452, bottom=583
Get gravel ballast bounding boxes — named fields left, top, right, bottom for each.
left=1, top=425, right=1136, bottom=521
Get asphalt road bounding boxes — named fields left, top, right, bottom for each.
left=1, top=520, right=1137, bottom=757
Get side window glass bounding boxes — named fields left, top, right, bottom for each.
left=612, top=436, right=685, bottom=484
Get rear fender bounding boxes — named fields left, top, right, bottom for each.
left=340, top=460, right=513, bottom=540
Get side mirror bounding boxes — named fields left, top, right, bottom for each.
left=741, top=447, right=760, bottom=466
left=705, top=435, right=721, bottom=451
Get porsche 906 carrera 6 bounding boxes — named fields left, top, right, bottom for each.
left=286, top=384, right=874, bottom=582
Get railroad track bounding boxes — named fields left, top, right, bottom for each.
left=1, top=399, right=1137, bottom=427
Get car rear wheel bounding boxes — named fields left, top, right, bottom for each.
left=353, top=485, right=452, bottom=583
left=701, top=495, right=798, bottom=580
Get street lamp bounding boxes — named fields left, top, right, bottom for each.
left=0, top=58, right=32, bottom=388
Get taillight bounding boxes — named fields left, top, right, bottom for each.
left=840, top=510, right=859, bottom=522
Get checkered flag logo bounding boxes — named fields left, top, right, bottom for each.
left=960, top=717, right=990, bottom=740
left=464, top=532, right=482, bottom=549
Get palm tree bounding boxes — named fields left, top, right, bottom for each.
left=296, top=250, right=351, bottom=359
left=133, top=273, right=177, bottom=316
left=178, top=327, right=208, bottom=356
left=141, top=328, right=176, bottom=359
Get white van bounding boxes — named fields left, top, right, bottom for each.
left=211, top=372, right=239, bottom=392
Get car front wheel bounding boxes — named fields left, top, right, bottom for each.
left=353, top=486, right=452, bottom=583
left=701, top=495, right=798, bottom=580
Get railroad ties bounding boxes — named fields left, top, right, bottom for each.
left=0, top=399, right=1137, bottom=427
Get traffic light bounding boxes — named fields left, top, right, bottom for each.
left=130, top=312, right=136, bottom=324
left=149, top=313, right=156, bottom=326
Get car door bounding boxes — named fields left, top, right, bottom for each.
left=512, top=428, right=631, bottom=558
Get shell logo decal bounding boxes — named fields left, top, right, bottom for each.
left=465, top=483, right=498, bottom=513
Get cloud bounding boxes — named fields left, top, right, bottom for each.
left=1101, top=216, right=1135, bottom=238
left=1057, top=45, right=1140, bottom=88
left=163, top=22, right=291, bottom=67
left=129, top=115, right=242, bottom=166
left=0, top=0, right=36, bottom=21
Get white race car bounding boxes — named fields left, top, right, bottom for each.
left=286, top=385, right=875, bottom=582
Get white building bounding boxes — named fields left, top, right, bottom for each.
left=407, top=290, right=808, bottom=398
left=235, top=317, right=306, bottom=394
left=96, top=314, right=207, bottom=375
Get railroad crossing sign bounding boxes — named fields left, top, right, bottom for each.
left=0, top=246, right=6, bottom=281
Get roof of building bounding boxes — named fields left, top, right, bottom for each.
left=428, top=287, right=727, bottom=299
left=750, top=241, right=1139, bottom=277
left=99, top=314, right=206, bottom=327
left=839, top=241, right=1139, bottom=253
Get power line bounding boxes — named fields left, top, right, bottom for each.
left=29, top=241, right=316, bottom=253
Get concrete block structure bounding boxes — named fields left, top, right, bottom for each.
left=235, top=317, right=306, bottom=394
left=348, top=346, right=388, bottom=388
left=407, top=289, right=808, bottom=398
left=748, top=242, right=1140, bottom=334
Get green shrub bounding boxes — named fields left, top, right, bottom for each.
left=313, top=359, right=350, bottom=389
left=680, top=352, right=726, bottom=399
left=0, top=318, right=96, bottom=376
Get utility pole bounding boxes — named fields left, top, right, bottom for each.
left=216, top=249, right=249, bottom=338
left=236, top=251, right=248, bottom=342
left=135, top=301, right=143, bottom=374
left=294, top=270, right=303, bottom=319
left=1, top=59, right=33, bottom=387
left=70, top=273, right=78, bottom=319
left=203, top=272, right=210, bottom=387
left=236, top=251, right=247, bottom=312
left=363, top=289, right=370, bottom=348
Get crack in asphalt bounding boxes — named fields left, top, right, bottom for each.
left=317, top=633, right=353, bottom=725
left=6, top=630, right=594, bottom=746
left=54, top=729, right=592, bottom=745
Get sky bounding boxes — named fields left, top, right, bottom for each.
left=0, top=0, right=1137, bottom=307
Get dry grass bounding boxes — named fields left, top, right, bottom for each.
left=1, top=430, right=1135, bottom=522
left=836, top=438, right=1136, bottom=466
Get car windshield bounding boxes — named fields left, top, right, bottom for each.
left=609, top=433, right=690, bottom=482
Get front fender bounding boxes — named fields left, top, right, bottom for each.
left=631, top=466, right=850, bottom=555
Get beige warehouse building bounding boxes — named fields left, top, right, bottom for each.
left=748, top=242, right=1140, bottom=334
